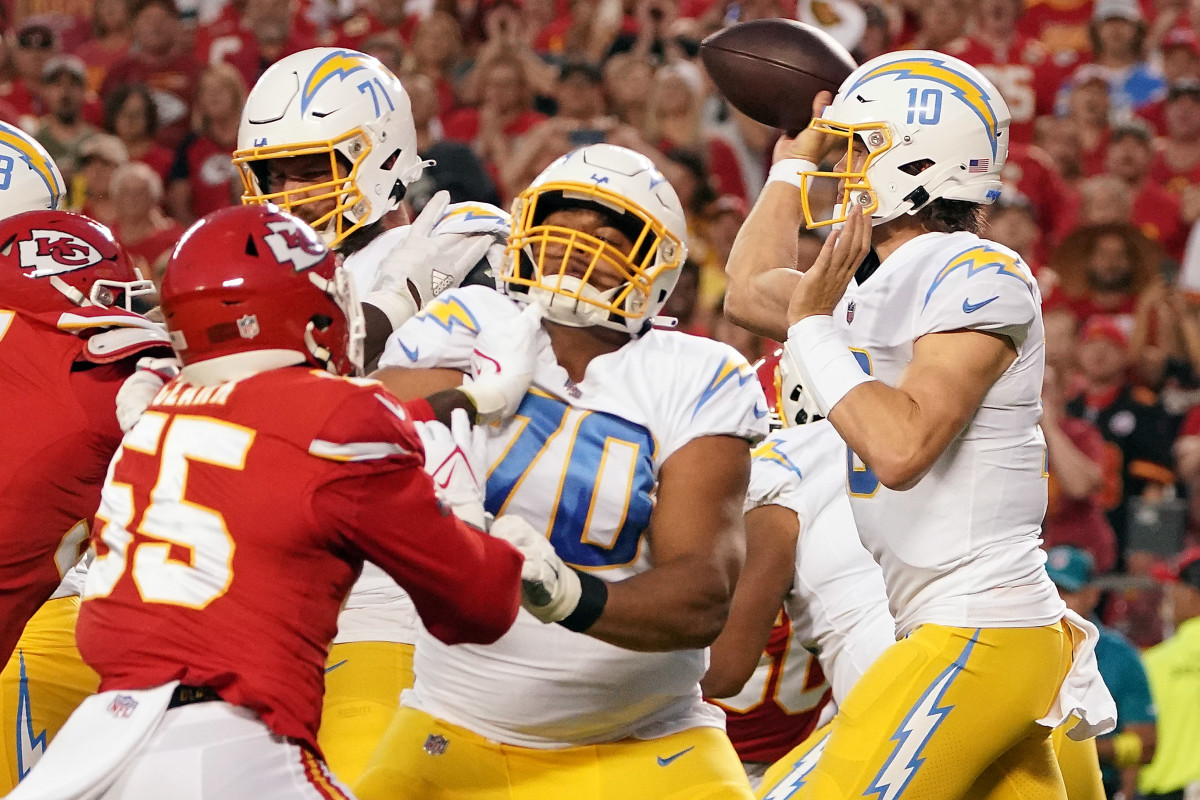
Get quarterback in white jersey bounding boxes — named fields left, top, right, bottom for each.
left=725, top=51, right=1114, bottom=800
left=360, top=143, right=767, bottom=800
left=232, top=47, right=513, bottom=785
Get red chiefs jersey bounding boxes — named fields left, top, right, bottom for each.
left=0, top=303, right=168, bottom=664
left=956, top=35, right=1076, bottom=145
left=709, top=611, right=832, bottom=764
left=76, top=367, right=522, bottom=752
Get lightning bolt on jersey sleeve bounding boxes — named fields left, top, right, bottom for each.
left=378, top=286, right=510, bottom=372
left=652, top=335, right=770, bottom=460
left=914, top=239, right=1040, bottom=350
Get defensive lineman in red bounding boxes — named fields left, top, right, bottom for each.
left=15, top=206, right=525, bottom=800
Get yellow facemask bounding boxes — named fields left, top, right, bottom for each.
left=799, top=119, right=892, bottom=229
left=233, top=130, right=373, bottom=249
left=504, top=181, right=685, bottom=325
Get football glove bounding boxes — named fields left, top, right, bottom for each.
left=115, top=356, right=181, bottom=433
left=489, top=515, right=583, bottom=624
left=458, top=302, right=543, bottom=424
left=414, top=408, right=489, bottom=530
left=363, top=191, right=493, bottom=330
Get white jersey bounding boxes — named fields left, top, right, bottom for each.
left=745, top=422, right=894, bottom=704
left=334, top=204, right=509, bottom=645
left=379, top=286, right=769, bottom=746
left=833, top=231, right=1061, bottom=636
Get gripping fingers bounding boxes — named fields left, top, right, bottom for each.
left=410, top=190, right=451, bottom=239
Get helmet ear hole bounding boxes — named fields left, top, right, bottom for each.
left=311, top=313, right=333, bottom=331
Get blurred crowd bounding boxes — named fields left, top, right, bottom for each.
left=2, top=0, right=1198, bottom=671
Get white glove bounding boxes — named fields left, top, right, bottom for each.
left=415, top=408, right=489, bottom=530
left=459, top=302, right=544, bottom=423
left=488, top=515, right=582, bottom=624
left=115, top=357, right=181, bottom=433
left=363, top=190, right=493, bottom=330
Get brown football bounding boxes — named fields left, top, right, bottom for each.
left=700, top=19, right=858, bottom=134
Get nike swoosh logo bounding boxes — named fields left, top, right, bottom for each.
left=325, top=659, right=348, bottom=673
left=657, top=746, right=695, bottom=767
left=753, top=404, right=768, bottom=419
left=962, top=296, right=999, bottom=314
left=398, top=339, right=420, bottom=362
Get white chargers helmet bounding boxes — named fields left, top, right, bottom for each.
left=0, top=121, right=65, bottom=218
left=502, top=144, right=687, bottom=336
left=799, top=50, right=1011, bottom=228
left=233, top=48, right=425, bottom=249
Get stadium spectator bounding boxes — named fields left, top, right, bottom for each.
left=331, top=0, right=418, bottom=51
left=72, top=0, right=133, bottom=93
left=1102, top=119, right=1187, bottom=260
left=957, top=0, right=1076, bottom=145
left=1045, top=223, right=1162, bottom=326
left=109, top=161, right=184, bottom=294
left=603, top=51, right=654, bottom=129
left=1136, top=26, right=1200, bottom=134
left=102, top=82, right=172, bottom=183
left=101, top=0, right=200, bottom=151
left=405, top=10, right=466, bottom=117
left=1059, top=64, right=1114, bottom=177
left=75, top=132, right=127, bottom=226
left=1147, top=79, right=1200, bottom=197
left=1043, top=365, right=1118, bottom=573
left=1046, top=545, right=1158, bottom=799
left=1082, top=0, right=1167, bottom=116
left=900, top=0, right=968, bottom=52
left=551, top=58, right=608, bottom=123
left=1139, top=547, right=1200, bottom=799
left=200, top=0, right=320, bottom=90
left=1018, top=0, right=1102, bottom=54
left=986, top=195, right=1043, bottom=272
left=165, top=62, right=245, bottom=224
left=443, top=52, right=546, bottom=179
left=644, top=60, right=747, bottom=201
left=358, top=32, right=404, bottom=77
left=2, top=21, right=58, bottom=127
left=32, top=54, right=97, bottom=186
left=1067, top=315, right=1177, bottom=562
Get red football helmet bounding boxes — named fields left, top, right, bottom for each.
left=756, top=346, right=824, bottom=429
left=160, top=204, right=364, bottom=375
left=0, top=210, right=153, bottom=311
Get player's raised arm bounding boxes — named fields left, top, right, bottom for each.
left=723, top=92, right=839, bottom=342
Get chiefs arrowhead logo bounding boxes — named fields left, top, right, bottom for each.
left=18, top=229, right=103, bottom=278
left=262, top=220, right=325, bottom=271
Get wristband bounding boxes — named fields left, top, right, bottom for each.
left=455, top=380, right=506, bottom=425
left=557, top=569, right=608, bottom=633
left=766, top=159, right=817, bottom=190
left=783, top=315, right=876, bottom=416
left=362, top=290, right=419, bottom=332
left=1110, top=730, right=1143, bottom=769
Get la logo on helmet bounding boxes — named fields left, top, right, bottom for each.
left=18, top=229, right=103, bottom=278
left=263, top=220, right=324, bottom=271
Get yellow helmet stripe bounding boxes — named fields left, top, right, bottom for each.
left=846, top=58, right=1000, bottom=158
left=301, top=50, right=369, bottom=115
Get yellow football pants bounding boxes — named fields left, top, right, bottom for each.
left=355, top=706, right=755, bottom=800
left=0, top=597, right=98, bottom=793
left=757, top=623, right=1075, bottom=800
left=1050, top=721, right=1106, bottom=800
left=318, top=640, right=415, bottom=787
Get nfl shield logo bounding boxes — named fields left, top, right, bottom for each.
left=108, top=695, right=138, bottom=718
left=846, top=301, right=856, bottom=324
left=237, top=314, right=260, bottom=340
left=423, top=733, right=449, bottom=756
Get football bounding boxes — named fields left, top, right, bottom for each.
left=700, top=18, right=858, bottom=134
